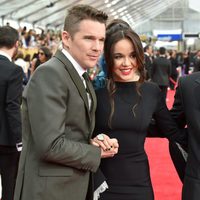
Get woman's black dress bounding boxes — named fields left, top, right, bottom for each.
left=95, top=81, right=181, bottom=200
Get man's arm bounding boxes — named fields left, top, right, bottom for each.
left=169, top=78, right=188, bottom=183
left=26, top=65, right=101, bottom=172
left=6, top=66, right=23, bottom=146
left=171, top=78, right=187, bottom=128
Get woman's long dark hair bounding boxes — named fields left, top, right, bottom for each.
left=104, top=27, right=146, bottom=128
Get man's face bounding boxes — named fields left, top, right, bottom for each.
left=62, top=19, right=106, bottom=69
left=147, top=46, right=153, bottom=55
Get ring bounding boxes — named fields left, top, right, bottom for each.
left=97, top=134, right=104, bottom=141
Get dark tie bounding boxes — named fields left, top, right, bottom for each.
left=82, top=72, right=90, bottom=93
left=82, top=72, right=92, bottom=110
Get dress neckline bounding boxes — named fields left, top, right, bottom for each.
left=115, top=81, right=137, bottom=88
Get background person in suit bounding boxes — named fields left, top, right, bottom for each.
left=168, top=49, right=178, bottom=90
left=0, top=26, right=23, bottom=200
left=151, top=47, right=171, bottom=101
left=144, top=44, right=153, bottom=80
left=14, top=5, right=118, bottom=200
left=193, top=50, right=200, bottom=73
left=170, top=72, right=200, bottom=200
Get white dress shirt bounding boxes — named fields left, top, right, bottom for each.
left=61, top=49, right=92, bottom=109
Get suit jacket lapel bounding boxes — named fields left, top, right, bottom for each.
left=87, top=78, right=97, bottom=113
left=54, top=50, right=90, bottom=115
left=87, top=78, right=97, bottom=138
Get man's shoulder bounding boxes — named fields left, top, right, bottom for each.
left=179, top=73, right=200, bottom=90
left=39, top=55, right=66, bottom=71
left=181, top=72, right=200, bottom=82
left=42, top=51, right=72, bottom=72
left=95, top=86, right=107, bottom=97
left=153, top=56, right=166, bottom=64
left=30, top=57, right=69, bottom=84
left=0, top=57, right=22, bottom=74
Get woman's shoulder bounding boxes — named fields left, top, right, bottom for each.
left=142, top=81, right=160, bottom=91
left=95, top=86, right=107, bottom=95
left=141, top=81, right=162, bottom=102
left=95, top=83, right=109, bottom=96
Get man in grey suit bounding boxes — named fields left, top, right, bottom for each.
left=171, top=72, right=200, bottom=200
left=14, top=5, right=118, bottom=200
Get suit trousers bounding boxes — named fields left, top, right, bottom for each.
left=0, top=146, right=20, bottom=200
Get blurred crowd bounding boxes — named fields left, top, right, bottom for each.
left=13, top=26, right=200, bottom=89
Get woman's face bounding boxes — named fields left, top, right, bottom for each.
left=112, top=38, right=138, bottom=82
left=38, top=50, right=47, bottom=63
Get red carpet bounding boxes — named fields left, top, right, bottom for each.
left=145, top=90, right=182, bottom=200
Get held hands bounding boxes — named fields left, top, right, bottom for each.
left=91, top=134, right=119, bottom=158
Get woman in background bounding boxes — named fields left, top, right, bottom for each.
left=30, top=46, right=52, bottom=74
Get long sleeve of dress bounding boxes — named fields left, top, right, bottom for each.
left=153, top=91, right=187, bottom=145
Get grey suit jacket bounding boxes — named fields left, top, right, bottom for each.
left=14, top=50, right=101, bottom=200
left=171, top=72, right=200, bottom=200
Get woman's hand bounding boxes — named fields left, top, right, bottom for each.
left=91, top=134, right=119, bottom=158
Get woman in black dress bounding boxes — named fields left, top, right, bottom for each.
left=93, top=24, right=185, bottom=200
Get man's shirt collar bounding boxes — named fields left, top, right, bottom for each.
left=61, top=48, right=86, bottom=77
left=0, top=50, right=12, bottom=61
